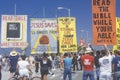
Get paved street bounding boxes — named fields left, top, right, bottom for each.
left=2, top=68, right=85, bottom=80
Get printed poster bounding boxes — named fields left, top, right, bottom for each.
left=1, top=15, right=27, bottom=48
left=92, top=0, right=116, bottom=45
left=113, top=17, right=120, bottom=51
left=30, top=18, right=58, bottom=54
left=58, top=17, right=77, bottom=53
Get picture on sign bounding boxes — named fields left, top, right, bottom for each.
left=6, top=22, right=22, bottom=40
left=30, top=18, right=58, bottom=54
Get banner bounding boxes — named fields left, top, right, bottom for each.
left=1, top=15, right=27, bottom=48
left=113, top=17, right=120, bottom=51
left=92, top=0, right=116, bottom=45
left=30, top=18, right=58, bottom=54
left=58, top=17, right=77, bottom=53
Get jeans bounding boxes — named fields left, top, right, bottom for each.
left=35, top=63, right=39, bottom=73
left=83, top=70, right=95, bottom=80
left=99, top=72, right=111, bottom=80
left=113, top=71, right=120, bottom=80
left=96, top=68, right=100, bottom=80
left=73, top=63, right=79, bottom=71
left=0, top=66, right=1, bottom=80
left=63, top=68, right=72, bottom=80
left=52, top=60, right=55, bottom=69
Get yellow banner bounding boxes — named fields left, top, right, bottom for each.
left=113, top=17, right=120, bottom=51
left=58, top=17, right=77, bottom=53
left=92, top=0, right=116, bottom=45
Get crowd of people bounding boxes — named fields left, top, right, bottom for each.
left=0, top=45, right=120, bottom=80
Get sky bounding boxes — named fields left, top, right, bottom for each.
left=0, top=0, right=120, bottom=55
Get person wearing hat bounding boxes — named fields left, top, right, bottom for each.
left=8, top=49, right=19, bottom=79
left=81, top=47, right=95, bottom=80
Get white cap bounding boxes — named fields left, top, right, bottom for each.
left=85, top=47, right=93, bottom=53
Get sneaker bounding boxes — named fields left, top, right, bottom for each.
left=36, top=72, right=39, bottom=75
left=52, top=74, right=55, bottom=77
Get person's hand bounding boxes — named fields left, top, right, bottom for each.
left=103, top=44, right=107, bottom=49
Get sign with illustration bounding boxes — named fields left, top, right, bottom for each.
left=30, top=18, right=58, bottom=54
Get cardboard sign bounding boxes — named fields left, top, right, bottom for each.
left=92, top=0, right=116, bottom=45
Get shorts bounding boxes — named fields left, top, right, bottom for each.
left=9, top=67, right=16, bottom=73
left=41, top=68, right=48, bottom=76
left=19, top=69, right=29, bottom=77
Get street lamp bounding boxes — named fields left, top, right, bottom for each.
left=57, top=7, right=70, bottom=17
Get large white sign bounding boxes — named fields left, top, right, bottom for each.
left=30, top=18, right=58, bottom=54
left=1, top=15, right=27, bottom=48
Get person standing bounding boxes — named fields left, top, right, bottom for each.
left=39, top=52, right=51, bottom=80
left=0, top=54, right=3, bottom=80
left=8, top=49, right=19, bottom=79
left=63, top=53, right=72, bottom=80
left=112, top=50, right=120, bottom=80
left=35, top=55, right=39, bottom=74
left=78, top=54, right=82, bottom=70
left=51, top=54, right=55, bottom=70
left=72, top=53, right=79, bottom=71
left=94, top=50, right=101, bottom=80
left=81, top=47, right=95, bottom=80
left=99, top=45, right=112, bottom=80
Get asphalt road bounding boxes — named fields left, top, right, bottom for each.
left=2, top=68, right=85, bottom=80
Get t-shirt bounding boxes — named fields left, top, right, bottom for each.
left=9, top=55, right=19, bottom=69
left=40, top=57, right=51, bottom=70
left=17, top=60, right=30, bottom=77
left=112, top=56, right=120, bottom=72
left=18, top=60, right=29, bottom=71
left=99, top=54, right=112, bottom=73
left=64, top=57, right=72, bottom=69
left=81, top=54, right=94, bottom=71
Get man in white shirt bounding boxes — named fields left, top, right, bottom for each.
left=99, top=46, right=112, bottom=80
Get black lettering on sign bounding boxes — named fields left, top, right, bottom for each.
left=117, top=28, right=120, bottom=33
left=117, top=45, right=120, bottom=50
left=96, top=26, right=112, bottom=32
left=98, top=33, right=111, bottom=39
left=117, top=40, right=120, bottom=44
left=93, top=0, right=100, bottom=6
left=117, top=34, right=120, bottom=38
left=61, top=45, right=67, bottom=48
left=98, top=6, right=109, bottom=12
left=93, top=13, right=111, bottom=18
left=93, top=0, right=110, bottom=6
left=101, top=0, right=110, bottom=5
left=93, top=19, right=112, bottom=25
